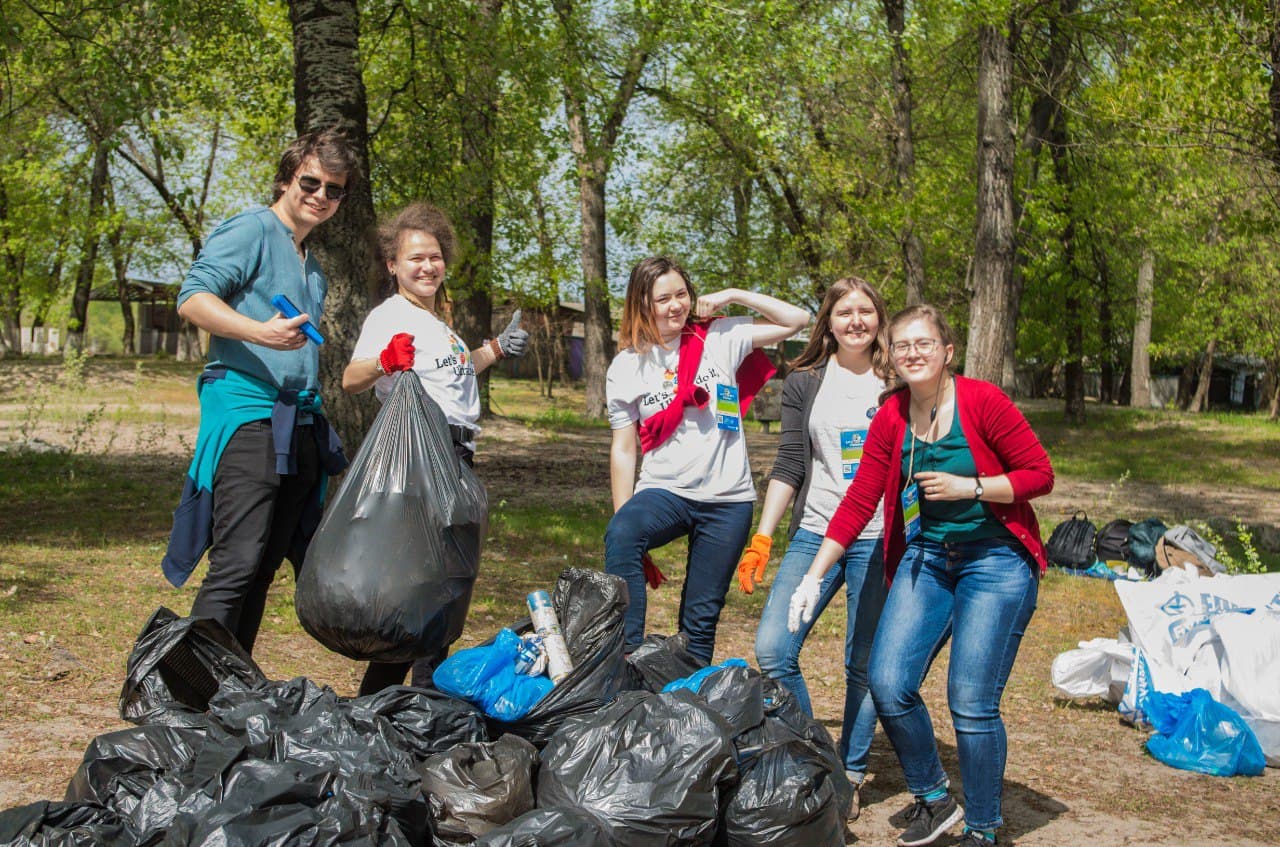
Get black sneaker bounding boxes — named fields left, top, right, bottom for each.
left=896, top=793, right=964, bottom=847
left=958, top=831, right=996, bottom=847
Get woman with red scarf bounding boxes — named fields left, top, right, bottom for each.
left=604, top=256, right=809, bottom=662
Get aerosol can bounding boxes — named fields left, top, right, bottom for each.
left=526, top=590, right=574, bottom=683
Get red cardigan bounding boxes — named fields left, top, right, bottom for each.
left=824, top=375, right=1054, bottom=579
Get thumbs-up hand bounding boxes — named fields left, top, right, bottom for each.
left=496, top=309, right=529, bottom=358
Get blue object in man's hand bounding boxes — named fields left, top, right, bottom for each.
left=271, top=294, right=325, bottom=345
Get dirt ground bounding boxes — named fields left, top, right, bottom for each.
left=1, top=361, right=1277, bottom=845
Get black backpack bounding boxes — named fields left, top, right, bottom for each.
left=1045, top=511, right=1098, bottom=569
left=1094, top=519, right=1133, bottom=563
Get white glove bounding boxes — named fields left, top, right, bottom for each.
left=787, top=573, right=822, bottom=633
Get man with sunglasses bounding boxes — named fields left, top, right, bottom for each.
left=161, top=130, right=360, bottom=656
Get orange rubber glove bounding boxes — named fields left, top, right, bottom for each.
left=737, top=533, right=774, bottom=594
left=641, top=552, right=667, bottom=590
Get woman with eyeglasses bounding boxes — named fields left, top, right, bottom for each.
left=737, top=277, right=892, bottom=821
left=788, top=304, right=1053, bottom=847
left=342, top=201, right=528, bottom=695
left=605, top=255, right=810, bottom=663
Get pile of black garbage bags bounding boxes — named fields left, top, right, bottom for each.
left=0, top=568, right=852, bottom=846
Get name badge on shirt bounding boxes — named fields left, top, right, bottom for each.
left=840, top=429, right=867, bottom=480
left=901, top=482, right=922, bottom=543
left=715, top=384, right=741, bottom=431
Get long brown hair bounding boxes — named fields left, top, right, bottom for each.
left=878, top=303, right=959, bottom=404
left=374, top=202, right=458, bottom=312
left=790, top=276, right=892, bottom=380
left=618, top=256, right=698, bottom=353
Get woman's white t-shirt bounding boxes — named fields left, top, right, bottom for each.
left=799, top=360, right=885, bottom=539
left=351, top=294, right=481, bottom=442
left=606, top=316, right=757, bottom=502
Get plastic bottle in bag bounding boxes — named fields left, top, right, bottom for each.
left=527, top=591, right=573, bottom=683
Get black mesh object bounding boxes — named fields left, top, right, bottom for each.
left=296, top=372, right=487, bottom=662
left=482, top=569, right=629, bottom=748
left=118, top=607, right=267, bottom=726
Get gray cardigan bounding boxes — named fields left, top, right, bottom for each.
left=767, top=365, right=826, bottom=540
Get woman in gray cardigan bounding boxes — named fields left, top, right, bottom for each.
left=736, top=276, right=894, bottom=819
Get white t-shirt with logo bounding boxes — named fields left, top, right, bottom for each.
left=351, top=294, right=481, bottom=442
left=606, top=316, right=757, bottom=502
left=799, top=360, right=885, bottom=539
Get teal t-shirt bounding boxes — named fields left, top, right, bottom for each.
left=178, top=207, right=325, bottom=392
left=901, top=397, right=1016, bottom=543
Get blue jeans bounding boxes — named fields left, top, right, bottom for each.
left=754, top=530, right=887, bottom=780
left=868, top=537, right=1039, bottom=831
left=604, top=488, right=754, bottom=663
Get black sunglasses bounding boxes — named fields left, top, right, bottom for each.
left=296, top=175, right=347, bottom=201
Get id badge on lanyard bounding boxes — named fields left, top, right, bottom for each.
left=840, top=429, right=867, bottom=480
left=716, top=384, right=741, bottom=431
left=902, top=422, right=925, bottom=543
left=901, top=482, right=922, bottom=543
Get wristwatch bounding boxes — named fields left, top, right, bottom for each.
left=973, top=477, right=984, bottom=500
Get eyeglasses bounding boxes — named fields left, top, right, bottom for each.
left=296, top=175, right=347, bottom=201
left=890, top=338, right=941, bottom=358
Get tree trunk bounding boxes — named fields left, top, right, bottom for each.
left=966, top=22, right=1016, bottom=387
left=289, top=0, right=378, bottom=451
left=66, top=139, right=112, bottom=356
left=108, top=229, right=136, bottom=355
left=1188, top=337, right=1216, bottom=413
left=553, top=0, right=650, bottom=419
left=882, top=0, right=925, bottom=305
left=449, top=0, right=504, bottom=417
left=1130, top=246, right=1154, bottom=408
left=0, top=181, right=22, bottom=355
left=575, top=163, right=613, bottom=418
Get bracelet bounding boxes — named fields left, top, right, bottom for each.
left=375, top=356, right=387, bottom=375
left=488, top=338, right=505, bottom=360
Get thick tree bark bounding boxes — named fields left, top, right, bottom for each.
left=66, top=139, right=112, bottom=356
left=1129, top=247, right=1154, bottom=408
left=448, top=0, right=504, bottom=417
left=966, top=23, right=1016, bottom=387
left=289, top=0, right=377, bottom=450
left=882, top=0, right=925, bottom=305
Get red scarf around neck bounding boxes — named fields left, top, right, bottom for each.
left=637, top=319, right=776, bottom=453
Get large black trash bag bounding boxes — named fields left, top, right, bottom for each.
left=296, top=372, right=487, bottom=662
left=688, top=664, right=765, bottom=738
left=342, top=685, right=489, bottom=764
left=418, top=734, right=538, bottom=843
left=483, top=568, right=629, bottom=748
left=625, top=632, right=705, bottom=693
left=721, top=738, right=848, bottom=847
left=119, top=607, right=267, bottom=726
left=0, top=800, right=129, bottom=847
left=64, top=725, right=206, bottom=817
left=471, top=807, right=611, bottom=847
left=537, top=689, right=738, bottom=847
left=195, top=678, right=432, bottom=844
left=733, top=677, right=852, bottom=820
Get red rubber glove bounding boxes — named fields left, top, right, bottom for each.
left=641, top=552, right=667, bottom=590
left=737, top=533, right=774, bottom=594
left=380, top=332, right=415, bottom=373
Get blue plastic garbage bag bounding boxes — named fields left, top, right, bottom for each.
left=434, top=629, right=554, bottom=721
left=662, top=658, right=749, bottom=695
left=1145, top=688, right=1266, bottom=777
